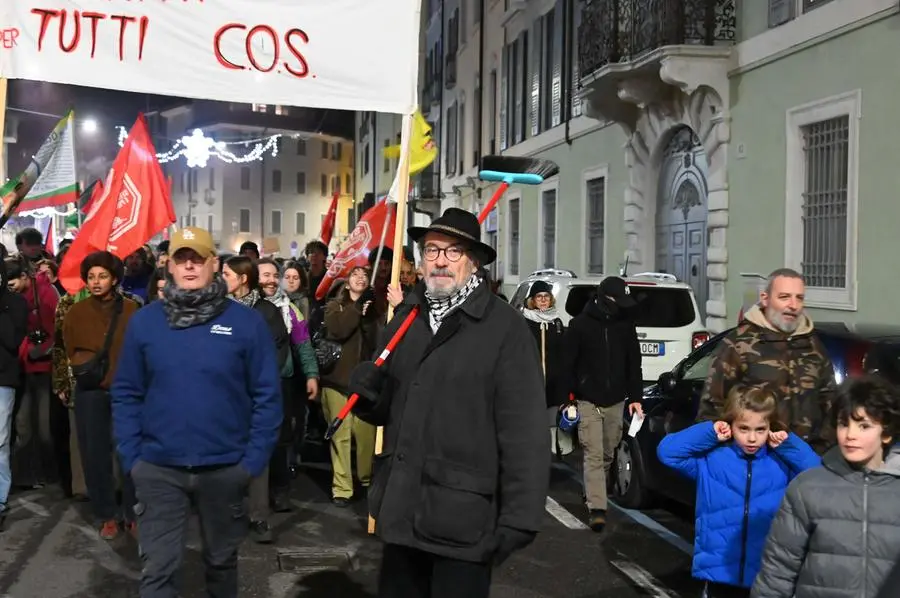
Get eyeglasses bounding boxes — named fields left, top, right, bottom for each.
left=422, top=244, right=465, bottom=262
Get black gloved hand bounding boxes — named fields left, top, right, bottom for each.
left=348, top=361, right=387, bottom=405
left=492, top=526, right=536, bottom=566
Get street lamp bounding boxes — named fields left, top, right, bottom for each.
left=81, top=118, right=98, bottom=134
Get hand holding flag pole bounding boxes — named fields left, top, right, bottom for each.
left=324, top=154, right=559, bottom=442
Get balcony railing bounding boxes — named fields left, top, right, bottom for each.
left=578, top=0, right=736, bottom=80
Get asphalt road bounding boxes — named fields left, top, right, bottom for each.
left=0, top=449, right=702, bottom=598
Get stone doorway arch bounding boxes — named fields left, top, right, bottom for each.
left=655, top=126, right=710, bottom=318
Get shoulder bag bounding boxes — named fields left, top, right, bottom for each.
left=72, top=297, right=123, bottom=391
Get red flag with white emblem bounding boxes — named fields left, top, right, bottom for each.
left=314, top=201, right=396, bottom=301
left=319, top=190, right=340, bottom=246
left=59, top=114, right=175, bottom=294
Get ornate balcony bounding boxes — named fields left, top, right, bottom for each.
left=576, top=0, right=735, bottom=131
left=579, top=0, right=735, bottom=78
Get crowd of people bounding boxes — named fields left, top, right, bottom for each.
left=0, top=211, right=899, bottom=598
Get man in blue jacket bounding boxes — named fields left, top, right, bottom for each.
left=111, top=227, right=282, bottom=598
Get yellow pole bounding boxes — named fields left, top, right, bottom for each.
left=0, top=78, right=8, bottom=185
left=368, top=112, right=413, bottom=535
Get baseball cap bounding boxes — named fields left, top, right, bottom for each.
left=598, top=276, right=636, bottom=308
left=168, top=227, right=216, bottom=259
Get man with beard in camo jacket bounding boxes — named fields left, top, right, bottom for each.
left=698, top=268, right=836, bottom=453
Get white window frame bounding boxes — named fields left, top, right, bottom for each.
left=537, top=176, right=559, bottom=269
left=270, top=209, right=283, bottom=235
left=784, top=89, right=861, bottom=311
left=581, top=164, right=609, bottom=277
left=238, top=208, right=251, bottom=233
left=505, top=191, right=522, bottom=284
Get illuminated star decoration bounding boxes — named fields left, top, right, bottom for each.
left=117, top=127, right=288, bottom=167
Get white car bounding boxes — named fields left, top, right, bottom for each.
left=509, top=269, right=709, bottom=384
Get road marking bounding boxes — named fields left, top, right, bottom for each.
left=610, top=559, right=678, bottom=598
left=550, top=461, right=693, bottom=556
left=15, top=499, right=49, bottom=518
left=544, top=497, right=589, bottom=530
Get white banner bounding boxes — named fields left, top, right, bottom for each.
left=0, top=0, right=421, bottom=114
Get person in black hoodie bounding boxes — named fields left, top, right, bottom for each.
left=0, top=258, right=28, bottom=525
left=561, top=276, right=644, bottom=532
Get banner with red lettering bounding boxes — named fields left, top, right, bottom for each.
left=1, top=0, right=421, bottom=114
left=315, top=201, right=396, bottom=301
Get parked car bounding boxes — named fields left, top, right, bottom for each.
left=611, top=321, right=900, bottom=510
left=509, top=269, right=709, bottom=383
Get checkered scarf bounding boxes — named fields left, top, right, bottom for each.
left=425, top=273, right=481, bottom=333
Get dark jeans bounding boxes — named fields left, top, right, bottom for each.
left=378, top=544, right=492, bottom=598
left=131, top=461, right=250, bottom=598
left=704, top=582, right=751, bottom=598
left=12, top=373, right=69, bottom=490
left=75, top=388, right=135, bottom=522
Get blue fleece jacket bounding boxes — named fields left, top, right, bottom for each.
left=657, top=421, right=820, bottom=588
left=111, top=301, right=282, bottom=477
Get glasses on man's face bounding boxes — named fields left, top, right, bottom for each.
left=422, top=244, right=464, bottom=262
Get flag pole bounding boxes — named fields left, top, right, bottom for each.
left=0, top=78, right=7, bottom=185
left=369, top=112, right=414, bottom=535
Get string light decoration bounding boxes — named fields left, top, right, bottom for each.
left=117, top=127, right=287, bottom=167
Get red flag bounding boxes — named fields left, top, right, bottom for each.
left=80, top=179, right=104, bottom=215
left=319, top=190, right=340, bottom=245
left=315, top=201, right=396, bottom=301
left=59, top=114, right=175, bottom=294
left=44, top=218, right=55, bottom=256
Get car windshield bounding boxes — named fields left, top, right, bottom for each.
left=566, top=285, right=696, bottom=328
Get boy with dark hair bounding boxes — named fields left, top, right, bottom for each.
left=752, top=375, right=900, bottom=598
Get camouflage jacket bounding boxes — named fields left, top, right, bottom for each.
left=698, top=305, right=836, bottom=452
left=52, top=289, right=91, bottom=398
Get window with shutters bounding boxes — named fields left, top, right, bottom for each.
left=272, top=169, right=282, bottom=193
left=571, top=1, right=582, bottom=118
left=446, top=103, right=458, bottom=176
left=458, top=100, right=466, bottom=174
left=499, top=51, right=508, bottom=151
left=270, top=210, right=282, bottom=235
left=507, top=197, right=520, bottom=277
left=542, top=7, right=557, bottom=131
left=296, top=172, right=306, bottom=194
left=584, top=171, right=606, bottom=274
left=240, top=167, right=250, bottom=190
left=550, top=1, right=563, bottom=128
left=785, top=90, right=860, bottom=310
left=473, top=78, right=482, bottom=167
left=239, top=208, right=251, bottom=233
left=295, top=212, right=306, bottom=235
left=540, top=185, right=557, bottom=268
left=530, top=18, right=542, bottom=137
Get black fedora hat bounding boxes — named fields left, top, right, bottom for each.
left=408, top=207, right=497, bottom=265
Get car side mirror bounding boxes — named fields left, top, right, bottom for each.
left=658, top=372, right=678, bottom=394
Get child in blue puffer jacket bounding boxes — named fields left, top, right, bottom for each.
left=657, top=386, right=821, bottom=598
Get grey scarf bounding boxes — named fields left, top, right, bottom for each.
left=266, top=287, right=293, bottom=333
left=161, top=274, right=230, bottom=329
left=231, top=288, right=261, bottom=309
left=523, top=307, right=560, bottom=325
left=425, top=273, right=481, bottom=333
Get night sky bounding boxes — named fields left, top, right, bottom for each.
left=7, top=80, right=184, bottom=180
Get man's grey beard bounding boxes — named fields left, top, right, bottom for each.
left=766, top=306, right=801, bottom=333
left=425, top=279, right=460, bottom=299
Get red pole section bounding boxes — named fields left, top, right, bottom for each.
left=477, top=181, right=509, bottom=224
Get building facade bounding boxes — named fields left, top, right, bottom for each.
left=162, top=101, right=354, bottom=256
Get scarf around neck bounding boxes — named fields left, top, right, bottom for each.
left=425, top=273, right=481, bottom=332
left=161, top=274, right=229, bottom=329
left=523, top=306, right=560, bottom=325
left=266, top=287, right=293, bottom=333
left=231, top=288, right=261, bottom=309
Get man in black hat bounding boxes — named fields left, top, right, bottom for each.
left=347, top=208, right=549, bottom=598
left=561, top=276, right=644, bottom=532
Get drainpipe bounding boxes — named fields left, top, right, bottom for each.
left=563, top=0, right=573, bottom=146
left=477, top=0, right=485, bottom=169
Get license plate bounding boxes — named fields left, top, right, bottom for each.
left=640, top=342, right=665, bottom=356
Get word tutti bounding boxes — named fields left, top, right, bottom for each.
left=31, top=9, right=150, bottom=61
left=1, top=28, right=19, bottom=49
left=214, top=23, right=310, bottom=79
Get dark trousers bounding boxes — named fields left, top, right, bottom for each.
left=704, top=582, right=751, bottom=598
left=378, top=544, right=492, bottom=598
left=75, top=388, right=135, bottom=522
left=12, top=373, right=69, bottom=490
left=131, top=461, right=250, bottom=598
left=270, top=445, right=290, bottom=494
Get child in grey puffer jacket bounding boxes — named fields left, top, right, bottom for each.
left=752, top=376, right=900, bottom=598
